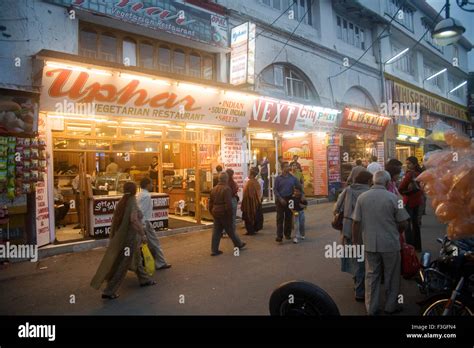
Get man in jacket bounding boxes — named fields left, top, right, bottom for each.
left=209, top=172, right=246, bottom=256
left=352, top=170, right=409, bottom=315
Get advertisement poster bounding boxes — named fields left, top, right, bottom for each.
left=376, top=142, right=385, bottom=169
left=312, top=133, right=328, bottom=196
left=230, top=22, right=255, bottom=86
left=221, top=129, right=246, bottom=217
left=327, top=145, right=341, bottom=183
left=35, top=179, right=51, bottom=247
left=281, top=136, right=313, bottom=195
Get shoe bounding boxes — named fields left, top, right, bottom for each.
left=157, top=264, right=172, bottom=270
left=238, top=242, right=247, bottom=250
left=211, top=250, right=223, bottom=256
left=140, top=280, right=157, bottom=287
left=293, top=238, right=298, bottom=244
left=275, top=238, right=283, bottom=243
left=355, top=296, right=365, bottom=302
left=221, top=234, right=227, bottom=238
left=301, top=236, right=305, bottom=240
left=285, top=236, right=291, bottom=240
left=102, top=294, right=119, bottom=299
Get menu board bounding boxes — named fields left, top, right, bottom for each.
left=327, top=145, right=341, bottom=183
left=281, top=136, right=313, bottom=195
left=221, top=129, right=246, bottom=217
left=312, top=133, right=328, bottom=196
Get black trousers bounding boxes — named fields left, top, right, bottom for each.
left=212, top=216, right=242, bottom=253
left=276, top=197, right=292, bottom=239
left=405, top=205, right=421, bottom=251
left=262, top=173, right=269, bottom=198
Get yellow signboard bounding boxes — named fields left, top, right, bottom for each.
left=415, top=147, right=424, bottom=164
left=397, top=124, right=416, bottom=136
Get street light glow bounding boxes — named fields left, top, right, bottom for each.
left=449, top=80, right=467, bottom=94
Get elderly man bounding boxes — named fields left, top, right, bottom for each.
left=346, top=159, right=366, bottom=185
left=209, top=172, right=246, bottom=256
left=352, top=170, right=409, bottom=315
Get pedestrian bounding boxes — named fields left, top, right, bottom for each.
left=290, top=155, right=302, bottom=171
left=209, top=172, right=246, bottom=256
left=137, top=177, right=172, bottom=271
left=274, top=162, right=303, bottom=243
left=241, top=167, right=263, bottom=235
left=366, top=156, right=382, bottom=174
left=106, top=156, right=119, bottom=174
left=91, top=182, right=156, bottom=299
left=333, top=171, right=372, bottom=302
left=213, top=165, right=223, bottom=187
left=398, top=156, right=424, bottom=251
left=226, top=168, right=239, bottom=236
left=385, top=159, right=403, bottom=198
left=277, top=156, right=284, bottom=174
left=148, top=156, right=159, bottom=192
left=291, top=162, right=304, bottom=186
left=289, top=187, right=307, bottom=244
left=260, top=156, right=269, bottom=200
left=346, top=159, right=366, bottom=185
left=53, top=179, right=70, bottom=228
left=352, top=171, right=409, bottom=315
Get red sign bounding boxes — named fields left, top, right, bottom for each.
left=340, top=108, right=390, bottom=134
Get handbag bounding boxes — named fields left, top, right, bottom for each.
left=400, top=233, right=420, bottom=278
left=141, top=243, right=155, bottom=276
left=331, top=211, right=344, bottom=231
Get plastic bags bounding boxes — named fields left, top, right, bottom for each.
left=417, top=128, right=473, bottom=240
left=141, top=243, right=155, bottom=277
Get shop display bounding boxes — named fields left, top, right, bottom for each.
left=416, top=129, right=474, bottom=240
left=0, top=98, right=36, bottom=134
left=0, top=135, right=47, bottom=198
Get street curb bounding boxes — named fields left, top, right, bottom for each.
left=37, top=199, right=331, bottom=260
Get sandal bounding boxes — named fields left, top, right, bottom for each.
left=101, top=294, right=119, bottom=300
left=140, top=280, right=157, bottom=287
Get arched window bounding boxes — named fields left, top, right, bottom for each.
left=158, top=45, right=171, bottom=72
left=100, top=32, right=117, bottom=62
left=173, top=49, right=186, bottom=75
left=189, top=52, right=201, bottom=78
left=139, top=41, right=154, bottom=69
left=122, top=37, right=137, bottom=66
left=259, top=64, right=316, bottom=101
left=79, top=28, right=98, bottom=59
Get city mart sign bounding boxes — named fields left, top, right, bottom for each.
left=53, top=0, right=228, bottom=48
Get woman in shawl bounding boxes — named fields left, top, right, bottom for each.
left=226, top=168, right=239, bottom=236
left=241, top=167, right=264, bottom=235
left=91, top=181, right=156, bottom=299
left=333, top=171, right=372, bottom=302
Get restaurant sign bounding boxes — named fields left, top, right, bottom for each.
left=47, top=0, right=228, bottom=48
left=40, top=67, right=252, bottom=128
left=339, top=108, right=391, bottom=134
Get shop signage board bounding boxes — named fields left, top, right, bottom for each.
left=312, top=133, right=328, bottom=196
left=326, top=133, right=343, bottom=146
left=90, top=193, right=169, bottom=237
left=220, top=129, right=246, bottom=217
left=376, top=142, right=385, bottom=170
left=340, top=108, right=391, bottom=134
left=230, top=22, right=256, bottom=86
left=40, top=68, right=251, bottom=128
left=388, top=78, right=468, bottom=122
left=48, top=0, right=228, bottom=48
left=415, top=147, right=424, bottom=165
left=327, top=145, right=341, bottom=183
left=250, top=98, right=339, bottom=132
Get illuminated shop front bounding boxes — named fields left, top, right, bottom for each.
left=395, top=124, right=426, bottom=165
left=37, top=56, right=252, bottom=244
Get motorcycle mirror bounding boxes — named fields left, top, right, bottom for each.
left=421, top=252, right=431, bottom=268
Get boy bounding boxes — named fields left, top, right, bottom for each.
left=289, top=187, right=307, bottom=244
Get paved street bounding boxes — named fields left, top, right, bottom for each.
left=0, top=202, right=445, bottom=315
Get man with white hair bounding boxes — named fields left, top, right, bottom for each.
left=351, top=170, right=409, bottom=315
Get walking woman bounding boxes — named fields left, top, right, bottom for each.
left=333, top=171, right=372, bottom=302
left=399, top=156, right=424, bottom=251
left=226, top=168, right=239, bottom=235
left=91, top=182, right=156, bottom=299
left=242, top=167, right=264, bottom=235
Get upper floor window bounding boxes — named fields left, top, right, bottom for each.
left=262, top=0, right=313, bottom=26
left=336, top=15, right=365, bottom=50
left=448, top=75, right=465, bottom=98
left=423, top=64, right=443, bottom=90
left=260, top=64, right=315, bottom=101
left=78, top=24, right=215, bottom=80
left=391, top=44, right=414, bottom=76
left=422, top=21, right=444, bottom=53
left=386, top=0, right=414, bottom=32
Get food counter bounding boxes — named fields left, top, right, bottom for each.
left=89, top=193, right=169, bottom=238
